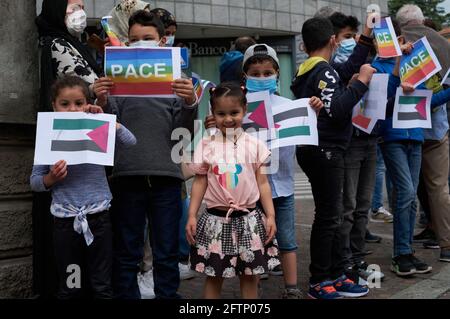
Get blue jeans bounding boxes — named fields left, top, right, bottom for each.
left=110, top=176, right=182, bottom=299
left=274, top=194, right=297, bottom=252
left=381, top=142, right=422, bottom=257
left=371, top=145, right=393, bottom=211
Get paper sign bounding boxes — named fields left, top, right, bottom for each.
left=243, top=91, right=277, bottom=142
left=351, top=74, right=389, bottom=133
left=400, top=37, right=442, bottom=88
left=34, top=112, right=117, bottom=166
left=192, top=72, right=216, bottom=103
left=270, top=95, right=318, bottom=148
left=441, top=68, right=450, bottom=86
left=104, top=47, right=181, bottom=97
left=392, top=87, right=432, bottom=129
left=181, top=47, right=189, bottom=69
left=374, top=17, right=402, bottom=58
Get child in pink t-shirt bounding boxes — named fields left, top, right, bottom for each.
left=186, top=82, right=280, bottom=299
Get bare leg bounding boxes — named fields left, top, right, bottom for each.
left=280, top=251, right=297, bottom=287
left=240, top=275, right=259, bottom=299
left=204, top=276, right=224, bottom=299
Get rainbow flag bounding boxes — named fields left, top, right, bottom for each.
left=192, top=72, right=216, bottom=103
left=105, top=47, right=181, bottom=97
left=374, top=17, right=402, bottom=58
left=400, top=37, right=442, bottom=88
left=101, top=16, right=123, bottom=46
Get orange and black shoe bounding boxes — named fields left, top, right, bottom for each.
left=307, top=281, right=342, bottom=299
left=333, top=275, right=369, bottom=298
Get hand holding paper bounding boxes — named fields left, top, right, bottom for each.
left=93, top=77, right=114, bottom=108
left=43, top=160, right=67, bottom=188
left=172, top=78, right=196, bottom=105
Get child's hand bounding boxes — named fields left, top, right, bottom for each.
left=264, top=215, right=276, bottom=245
left=44, top=160, right=67, bottom=188
left=401, top=82, right=415, bottom=93
left=83, top=104, right=104, bottom=114
left=204, top=115, right=216, bottom=129
left=172, top=78, right=196, bottom=105
left=357, top=64, right=376, bottom=86
left=93, top=77, right=114, bottom=108
left=400, top=42, right=414, bottom=55
left=185, top=216, right=197, bottom=245
left=309, top=96, right=323, bottom=115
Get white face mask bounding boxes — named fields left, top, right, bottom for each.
left=129, top=40, right=161, bottom=48
left=165, top=36, right=175, bottom=47
left=66, top=9, right=87, bottom=36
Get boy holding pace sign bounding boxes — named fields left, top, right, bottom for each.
left=93, top=10, right=198, bottom=299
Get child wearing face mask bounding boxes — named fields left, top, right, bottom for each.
left=93, top=10, right=198, bottom=299
left=150, top=8, right=178, bottom=47
left=329, top=12, right=359, bottom=64
left=30, top=76, right=136, bottom=299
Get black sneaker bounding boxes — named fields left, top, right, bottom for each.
left=269, top=265, right=283, bottom=276
left=407, top=254, right=432, bottom=274
left=391, top=255, right=416, bottom=276
left=423, top=239, right=440, bottom=249
left=413, top=227, right=435, bottom=243
left=440, top=249, right=450, bottom=262
left=365, top=231, right=382, bottom=243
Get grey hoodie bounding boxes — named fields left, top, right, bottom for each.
left=106, top=96, right=197, bottom=179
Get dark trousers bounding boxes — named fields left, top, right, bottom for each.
left=340, top=136, right=377, bottom=268
left=297, top=146, right=345, bottom=284
left=110, top=176, right=182, bottom=299
left=53, top=211, right=113, bottom=299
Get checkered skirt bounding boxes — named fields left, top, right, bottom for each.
left=190, top=207, right=280, bottom=278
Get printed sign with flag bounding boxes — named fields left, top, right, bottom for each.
left=392, top=87, right=432, bottom=129
left=374, top=17, right=402, bottom=58
left=243, top=91, right=277, bottom=142
left=351, top=74, right=388, bottom=133
left=270, top=95, right=318, bottom=148
left=104, top=46, right=181, bottom=97
left=400, top=37, right=442, bottom=88
left=34, top=112, right=117, bottom=166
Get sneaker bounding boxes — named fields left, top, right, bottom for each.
left=391, top=255, right=416, bottom=277
left=365, top=231, right=382, bottom=243
left=179, top=262, right=196, bottom=280
left=407, top=254, right=432, bottom=274
left=423, top=239, right=440, bottom=249
left=355, top=261, right=385, bottom=282
left=344, top=267, right=368, bottom=287
left=138, top=270, right=155, bottom=299
left=370, top=207, right=393, bottom=223
left=333, top=275, right=369, bottom=298
left=308, top=281, right=342, bottom=299
left=269, top=264, right=283, bottom=276
left=439, top=249, right=450, bottom=262
left=413, top=227, right=435, bottom=243
left=281, top=287, right=304, bottom=299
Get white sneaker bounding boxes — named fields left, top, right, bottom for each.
left=138, top=270, right=155, bottom=299
left=179, top=262, right=196, bottom=280
left=370, top=207, right=393, bottom=223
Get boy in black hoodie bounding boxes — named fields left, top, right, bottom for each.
left=291, top=17, right=375, bottom=299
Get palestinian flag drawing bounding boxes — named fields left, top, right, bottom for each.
left=51, top=118, right=109, bottom=153
left=34, top=113, right=117, bottom=166
left=270, top=96, right=318, bottom=148
left=351, top=99, right=378, bottom=134
left=243, top=91, right=277, bottom=141
left=393, top=88, right=432, bottom=129
left=104, top=47, right=181, bottom=97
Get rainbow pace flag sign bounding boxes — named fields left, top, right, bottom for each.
left=374, top=17, right=402, bottom=58
left=400, top=37, right=442, bottom=88
left=192, top=72, right=216, bottom=103
left=105, top=46, right=181, bottom=97
left=392, top=87, right=432, bottom=129
left=34, top=112, right=117, bottom=166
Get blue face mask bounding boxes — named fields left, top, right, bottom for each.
left=245, top=75, right=278, bottom=94
left=332, top=38, right=356, bottom=63
left=165, top=36, right=175, bottom=47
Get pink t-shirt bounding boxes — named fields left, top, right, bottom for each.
left=190, top=132, right=271, bottom=211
